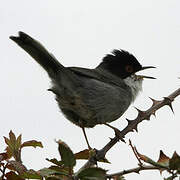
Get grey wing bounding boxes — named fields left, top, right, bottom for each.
left=78, top=77, right=132, bottom=125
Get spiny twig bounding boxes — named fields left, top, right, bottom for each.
left=129, top=140, right=143, bottom=166
left=76, top=87, right=180, bottom=173
left=106, top=165, right=160, bottom=179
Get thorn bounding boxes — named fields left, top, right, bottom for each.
left=133, top=125, right=138, bottom=132
left=146, top=115, right=151, bottom=120
left=134, top=107, right=146, bottom=119
left=151, top=110, right=156, bottom=117
left=168, top=103, right=174, bottom=114
left=163, top=97, right=174, bottom=114
left=135, top=170, right=140, bottom=174
left=134, top=107, right=143, bottom=114
left=126, top=118, right=134, bottom=125
left=149, top=97, right=161, bottom=106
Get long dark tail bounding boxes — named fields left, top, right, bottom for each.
left=10, top=32, right=67, bottom=78
left=10, top=32, right=81, bottom=89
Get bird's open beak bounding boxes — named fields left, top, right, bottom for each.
left=141, top=66, right=156, bottom=70
left=136, top=75, right=156, bottom=80
left=136, top=66, right=156, bottom=79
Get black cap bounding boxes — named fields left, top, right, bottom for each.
left=97, top=49, right=144, bottom=79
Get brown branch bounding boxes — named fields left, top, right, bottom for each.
left=75, top=87, right=180, bottom=174
left=129, top=140, right=143, bottom=166
left=106, top=165, right=160, bottom=179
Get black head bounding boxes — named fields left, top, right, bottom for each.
left=97, top=49, right=143, bottom=79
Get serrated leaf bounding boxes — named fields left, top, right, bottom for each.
left=16, top=135, right=22, bottom=149
left=38, top=168, right=59, bottom=176
left=46, top=158, right=63, bottom=166
left=157, top=150, right=170, bottom=167
left=169, top=151, right=180, bottom=170
left=0, top=152, right=9, bottom=161
left=77, top=167, right=106, bottom=180
left=5, top=146, right=13, bottom=159
left=5, top=171, right=24, bottom=180
left=38, top=167, right=68, bottom=177
left=8, top=160, right=27, bottom=174
left=135, top=148, right=167, bottom=168
left=57, top=140, right=76, bottom=168
left=21, top=140, right=43, bottom=148
left=20, top=171, right=43, bottom=179
left=4, top=136, right=11, bottom=147
left=9, top=130, right=16, bottom=144
left=4, top=131, right=22, bottom=161
left=74, top=149, right=110, bottom=164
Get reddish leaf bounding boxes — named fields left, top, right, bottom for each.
left=21, top=140, right=43, bottom=148
left=0, top=152, right=9, bottom=161
left=5, top=171, right=24, bottom=180
left=4, top=136, right=11, bottom=147
left=8, top=160, right=27, bottom=175
left=74, top=149, right=110, bottom=163
left=157, top=150, right=170, bottom=166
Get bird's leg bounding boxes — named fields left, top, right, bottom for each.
left=104, top=123, right=125, bottom=142
left=81, top=127, right=92, bottom=150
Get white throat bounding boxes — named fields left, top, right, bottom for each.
left=123, top=75, right=143, bottom=102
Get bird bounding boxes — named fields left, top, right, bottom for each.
left=10, top=32, right=155, bottom=149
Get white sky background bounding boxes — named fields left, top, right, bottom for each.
left=1, top=0, right=180, bottom=179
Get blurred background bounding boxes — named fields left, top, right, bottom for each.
left=1, top=1, right=180, bottom=179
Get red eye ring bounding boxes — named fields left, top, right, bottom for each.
left=125, top=65, right=133, bottom=73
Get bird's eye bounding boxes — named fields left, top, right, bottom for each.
left=125, top=65, right=133, bottom=73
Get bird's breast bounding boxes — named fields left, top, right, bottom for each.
left=53, top=77, right=133, bottom=127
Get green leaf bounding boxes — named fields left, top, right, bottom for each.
left=38, top=167, right=68, bottom=177
left=16, top=135, right=22, bottom=149
left=74, top=149, right=110, bottom=163
left=57, top=140, right=76, bottom=168
left=38, top=168, right=60, bottom=176
left=9, top=130, right=16, bottom=144
left=20, top=171, right=43, bottom=179
left=3, top=131, right=22, bottom=161
left=21, top=140, right=43, bottom=148
left=169, top=151, right=180, bottom=170
left=46, top=158, right=63, bottom=166
left=77, top=167, right=106, bottom=180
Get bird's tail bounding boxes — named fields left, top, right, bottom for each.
left=10, top=32, right=80, bottom=88
left=10, top=32, right=63, bottom=76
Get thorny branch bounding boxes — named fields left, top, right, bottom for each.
left=76, top=87, right=180, bottom=174
left=106, top=165, right=160, bottom=179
